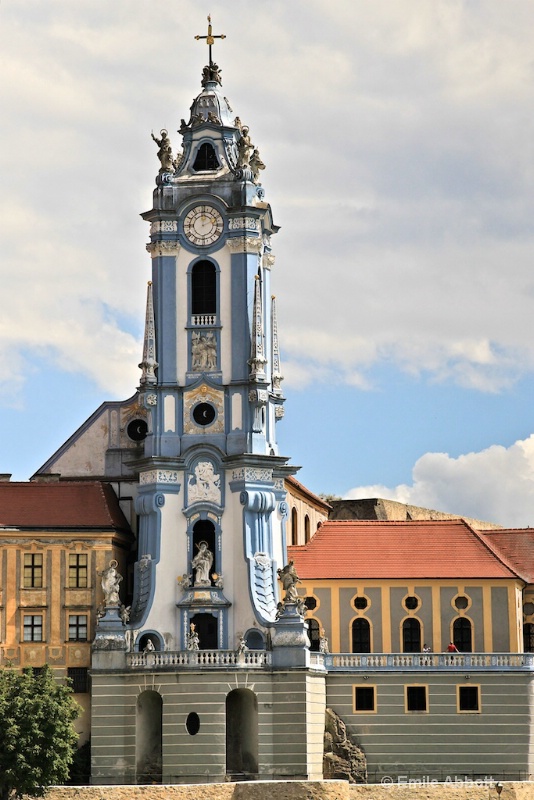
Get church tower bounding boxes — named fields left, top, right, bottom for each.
left=90, top=21, right=326, bottom=784
left=131, top=26, right=292, bottom=651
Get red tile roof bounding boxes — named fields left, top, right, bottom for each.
left=288, top=519, right=523, bottom=580
left=0, top=481, right=130, bottom=530
left=483, top=529, right=534, bottom=583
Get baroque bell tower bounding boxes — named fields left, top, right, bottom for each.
left=90, top=22, right=326, bottom=785
left=131, top=20, right=292, bottom=652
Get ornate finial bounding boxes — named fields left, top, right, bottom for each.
left=139, top=281, right=158, bottom=387
left=195, top=14, right=226, bottom=69
left=271, top=295, right=284, bottom=395
left=248, top=274, right=267, bottom=382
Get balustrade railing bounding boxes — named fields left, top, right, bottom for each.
left=324, top=652, right=534, bottom=670
left=125, top=650, right=533, bottom=671
left=126, top=649, right=271, bottom=669
left=191, top=314, right=216, bottom=326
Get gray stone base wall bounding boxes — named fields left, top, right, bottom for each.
left=326, top=671, right=534, bottom=780
left=91, top=668, right=326, bottom=784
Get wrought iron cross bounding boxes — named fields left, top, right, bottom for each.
left=194, top=15, right=226, bottom=67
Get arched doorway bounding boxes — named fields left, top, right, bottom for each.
left=402, top=618, right=421, bottom=652
left=226, top=689, right=258, bottom=777
left=136, top=690, right=162, bottom=783
left=352, top=618, right=371, bottom=653
left=190, top=612, right=218, bottom=650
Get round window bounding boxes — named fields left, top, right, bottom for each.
left=304, top=597, right=317, bottom=611
left=192, top=402, right=216, bottom=426
left=127, top=419, right=148, bottom=441
left=405, top=596, right=419, bottom=610
left=354, top=596, right=368, bottom=610
left=524, top=602, right=534, bottom=616
left=454, top=596, right=469, bottom=610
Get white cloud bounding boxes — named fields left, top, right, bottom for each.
left=1, top=0, right=534, bottom=401
left=2, top=0, right=534, bottom=512
left=345, top=434, right=534, bottom=527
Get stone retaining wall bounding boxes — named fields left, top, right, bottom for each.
left=41, top=782, right=534, bottom=800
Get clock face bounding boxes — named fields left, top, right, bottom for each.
left=183, top=205, right=224, bottom=246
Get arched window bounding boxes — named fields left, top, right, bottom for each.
left=138, top=633, right=160, bottom=652
left=244, top=629, right=265, bottom=650
left=192, top=518, right=216, bottom=582
left=453, top=617, right=473, bottom=652
left=291, top=507, right=298, bottom=546
left=524, top=623, right=534, bottom=653
left=402, top=618, right=421, bottom=652
left=226, top=689, right=258, bottom=776
left=352, top=618, right=371, bottom=653
left=304, top=515, right=311, bottom=543
left=136, top=691, right=162, bottom=783
left=193, top=142, right=220, bottom=171
left=191, top=260, right=216, bottom=317
left=307, top=619, right=321, bottom=652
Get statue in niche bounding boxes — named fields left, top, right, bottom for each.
left=143, top=638, right=155, bottom=653
left=151, top=129, right=174, bottom=173
left=250, top=148, right=265, bottom=182
left=99, top=560, right=122, bottom=606
left=192, top=540, right=213, bottom=586
left=187, top=622, right=200, bottom=651
left=188, top=461, right=221, bottom=504
left=277, top=560, right=301, bottom=603
left=191, top=331, right=217, bottom=371
left=237, top=125, right=254, bottom=167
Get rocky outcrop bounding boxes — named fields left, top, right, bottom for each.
left=323, top=707, right=367, bottom=784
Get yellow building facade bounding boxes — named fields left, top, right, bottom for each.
left=0, top=479, right=133, bottom=743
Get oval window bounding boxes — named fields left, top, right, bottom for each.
left=186, top=712, right=200, bottom=736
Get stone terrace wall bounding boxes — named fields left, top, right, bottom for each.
left=42, top=781, right=534, bottom=800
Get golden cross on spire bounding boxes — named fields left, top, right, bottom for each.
left=194, top=14, right=226, bottom=67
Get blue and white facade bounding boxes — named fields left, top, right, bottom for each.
left=131, top=68, right=294, bottom=652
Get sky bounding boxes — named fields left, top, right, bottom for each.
left=1, top=0, right=534, bottom=527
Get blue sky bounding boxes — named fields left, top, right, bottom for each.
left=1, top=0, right=534, bottom=526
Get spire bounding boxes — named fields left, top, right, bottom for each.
left=271, top=295, right=284, bottom=395
left=139, top=281, right=158, bottom=387
left=248, top=275, right=267, bottom=382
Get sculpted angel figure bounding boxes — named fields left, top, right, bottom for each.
left=192, top=540, right=213, bottom=585
left=250, top=148, right=265, bottom=183
left=237, top=126, right=254, bottom=168
left=187, top=622, right=200, bottom=651
left=151, top=129, right=174, bottom=173
left=99, top=560, right=122, bottom=606
left=277, top=560, right=301, bottom=603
